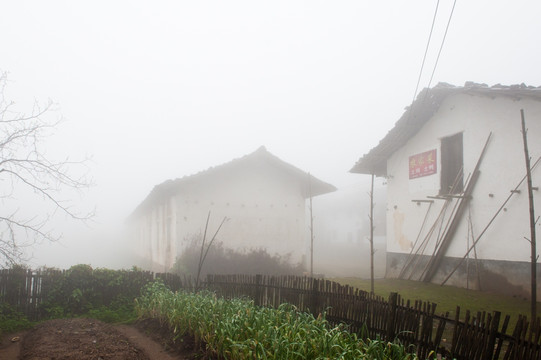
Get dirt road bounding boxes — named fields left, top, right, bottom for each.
left=0, top=318, right=194, bottom=360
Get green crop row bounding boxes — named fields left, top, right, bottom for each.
left=135, top=281, right=430, bottom=360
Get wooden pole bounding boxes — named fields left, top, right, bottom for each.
left=196, top=212, right=227, bottom=290
left=369, top=173, right=375, bottom=294
left=441, top=155, right=541, bottom=286
left=423, top=133, right=492, bottom=282
left=309, top=173, right=314, bottom=277
left=196, top=211, right=211, bottom=289
left=521, top=109, right=537, bottom=322
left=467, top=207, right=482, bottom=290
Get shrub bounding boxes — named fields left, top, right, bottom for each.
left=171, top=236, right=304, bottom=279
left=39, top=265, right=149, bottom=321
left=0, top=264, right=161, bottom=326
left=0, top=301, right=33, bottom=336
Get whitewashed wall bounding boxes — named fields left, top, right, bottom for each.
left=386, top=93, right=541, bottom=263
left=135, top=163, right=308, bottom=271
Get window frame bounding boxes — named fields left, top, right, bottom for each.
left=440, top=132, right=464, bottom=195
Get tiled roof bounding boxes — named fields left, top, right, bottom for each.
left=350, top=82, right=541, bottom=176
left=131, top=146, right=336, bottom=218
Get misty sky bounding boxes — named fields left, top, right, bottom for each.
left=1, top=1, right=540, bottom=268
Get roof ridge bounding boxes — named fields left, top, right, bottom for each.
left=129, top=147, right=336, bottom=219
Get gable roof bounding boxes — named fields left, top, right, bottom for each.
left=350, top=82, right=541, bottom=177
left=131, top=146, right=336, bottom=218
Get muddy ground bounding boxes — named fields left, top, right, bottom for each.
left=0, top=318, right=203, bottom=360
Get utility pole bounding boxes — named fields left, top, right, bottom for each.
left=309, top=173, right=314, bottom=278
left=369, top=174, right=375, bottom=294
left=521, top=109, right=537, bottom=322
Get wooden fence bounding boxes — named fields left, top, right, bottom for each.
left=206, top=274, right=541, bottom=360
left=2, top=269, right=541, bottom=359
left=0, top=268, right=188, bottom=320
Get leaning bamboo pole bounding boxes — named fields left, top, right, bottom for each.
left=520, top=109, right=537, bottom=322
left=423, top=133, right=492, bottom=282
left=404, top=197, right=456, bottom=280
left=398, top=201, right=433, bottom=279
left=400, top=172, right=467, bottom=280
left=441, top=155, right=541, bottom=286
left=419, top=172, right=472, bottom=281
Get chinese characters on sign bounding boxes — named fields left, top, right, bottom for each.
left=409, top=149, right=437, bottom=179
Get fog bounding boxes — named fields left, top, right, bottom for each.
left=310, top=179, right=387, bottom=278
left=0, top=1, right=540, bottom=271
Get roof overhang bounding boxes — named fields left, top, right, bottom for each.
left=129, top=146, right=336, bottom=220
left=350, top=82, right=541, bottom=176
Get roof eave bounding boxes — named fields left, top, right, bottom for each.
left=349, top=161, right=387, bottom=177
left=350, top=82, right=541, bottom=178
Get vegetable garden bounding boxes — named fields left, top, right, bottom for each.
left=136, top=280, right=420, bottom=359
left=2, top=266, right=541, bottom=359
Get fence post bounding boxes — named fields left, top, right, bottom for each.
left=387, top=292, right=398, bottom=340
left=255, top=274, right=262, bottom=307
left=206, top=274, right=213, bottom=294
left=484, top=311, right=501, bottom=360
left=310, top=277, right=320, bottom=316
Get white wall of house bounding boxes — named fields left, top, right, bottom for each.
left=386, top=93, right=541, bottom=265
left=134, top=163, right=308, bottom=272
left=134, top=196, right=178, bottom=271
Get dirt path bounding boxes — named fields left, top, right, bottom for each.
left=0, top=318, right=193, bottom=360
left=115, top=324, right=185, bottom=360
left=0, top=330, right=25, bottom=360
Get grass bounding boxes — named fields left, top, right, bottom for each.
left=0, top=298, right=137, bottom=338
left=0, top=302, right=35, bottom=337
left=332, top=277, right=535, bottom=332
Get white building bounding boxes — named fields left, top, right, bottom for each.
left=129, top=146, right=336, bottom=272
left=351, top=82, right=541, bottom=297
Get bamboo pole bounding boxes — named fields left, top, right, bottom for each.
left=406, top=201, right=449, bottom=280
left=196, top=211, right=211, bottom=289
left=423, top=133, right=492, bottom=282
left=521, top=109, right=537, bottom=322
left=401, top=167, right=467, bottom=280
left=441, top=155, right=541, bottom=286
left=196, top=212, right=228, bottom=289
left=398, top=201, right=433, bottom=279
left=467, top=206, right=482, bottom=290
left=420, top=173, right=470, bottom=281
left=414, top=172, right=470, bottom=281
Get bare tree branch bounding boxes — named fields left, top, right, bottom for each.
left=0, top=71, right=93, bottom=266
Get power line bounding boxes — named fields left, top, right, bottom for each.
left=411, top=0, right=441, bottom=105
left=425, top=0, right=458, bottom=93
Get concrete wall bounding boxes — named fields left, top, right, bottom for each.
left=384, top=93, right=541, bottom=295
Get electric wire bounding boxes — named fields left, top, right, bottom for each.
left=411, top=0, right=441, bottom=105
left=424, top=0, right=458, bottom=94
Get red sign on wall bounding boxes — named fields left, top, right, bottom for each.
left=409, top=149, right=437, bottom=179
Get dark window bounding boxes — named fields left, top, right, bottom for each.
left=440, top=133, right=463, bottom=194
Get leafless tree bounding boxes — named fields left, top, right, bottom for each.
left=0, top=72, right=92, bottom=265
